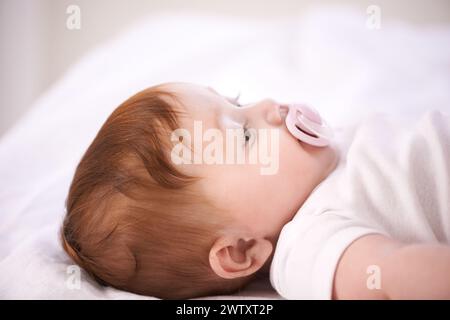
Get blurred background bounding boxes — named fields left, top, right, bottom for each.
left=1, top=0, right=450, bottom=137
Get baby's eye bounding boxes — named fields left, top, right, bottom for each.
left=244, top=128, right=250, bottom=142
left=234, top=100, right=243, bottom=108
left=227, top=92, right=243, bottom=107
left=243, top=126, right=254, bottom=144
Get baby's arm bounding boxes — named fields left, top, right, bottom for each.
left=333, top=234, right=450, bottom=299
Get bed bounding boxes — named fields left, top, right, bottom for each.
left=1, top=7, right=449, bottom=299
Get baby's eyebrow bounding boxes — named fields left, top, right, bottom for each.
left=207, top=86, right=237, bottom=104
left=206, top=86, right=220, bottom=96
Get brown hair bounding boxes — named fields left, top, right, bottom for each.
left=61, top=85, right=255, bottom=299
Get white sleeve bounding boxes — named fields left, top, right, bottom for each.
left=269, top=212, right=387, bottom=299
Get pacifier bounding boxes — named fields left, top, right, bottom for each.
left=283, top=104, right=333, bottom=147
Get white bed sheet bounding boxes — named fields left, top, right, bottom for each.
left=1, top=7, right=449, bottom=299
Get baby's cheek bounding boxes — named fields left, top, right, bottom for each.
left=281, top=141, right=307, bottom=176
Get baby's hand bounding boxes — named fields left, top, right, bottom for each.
left=333, top=234, right=450, bottom=299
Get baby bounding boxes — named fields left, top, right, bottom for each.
left=61, top=82, right=450, bottom=299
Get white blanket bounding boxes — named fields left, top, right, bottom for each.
left=1, top=8, right=449, bottom=299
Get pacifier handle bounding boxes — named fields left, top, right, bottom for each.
left=285, top=104, right=333, bottom=147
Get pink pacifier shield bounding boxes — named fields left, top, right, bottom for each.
left=285, top=104, right=333, bottom=147
left=297, top=104, right=322, bottom=125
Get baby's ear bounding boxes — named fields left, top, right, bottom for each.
left=209, top=234, right=273, bottom=279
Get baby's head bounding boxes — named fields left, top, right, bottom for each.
left=61, top=82, right=338, bottom=298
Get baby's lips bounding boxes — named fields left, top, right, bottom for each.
left=278, top=104, right=290, bottom=120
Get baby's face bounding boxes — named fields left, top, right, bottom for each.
left=165, top=82, right=338, bottom=241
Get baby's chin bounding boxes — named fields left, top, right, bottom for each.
left=305, top=142, right=339, bottom=180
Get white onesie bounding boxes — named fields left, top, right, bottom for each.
left=270, top=110, right=450, bottom=299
